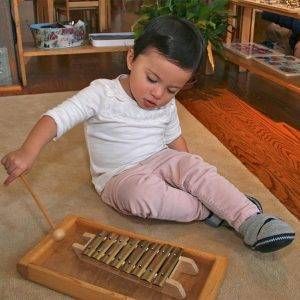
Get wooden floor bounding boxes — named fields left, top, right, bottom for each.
left=178, top=69, right=300, bottom=218
left=0, top=2, right=299, bottom=219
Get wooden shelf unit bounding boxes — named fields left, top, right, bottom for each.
left=12, top=0, right=126, bottom=87
left=231, top=0, right=300, bottom=18
left=226, top=0, right=300, bottom=93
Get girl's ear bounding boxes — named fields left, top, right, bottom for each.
left=127, top=48, right=134, bottom=71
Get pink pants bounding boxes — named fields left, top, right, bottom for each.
left=101, top=149, right=259, bottom=230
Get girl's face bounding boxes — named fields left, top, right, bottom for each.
left=123, top=48, right=192, bottom=109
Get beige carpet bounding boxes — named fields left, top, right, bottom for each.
left=0, top=91, right=299, bottom=299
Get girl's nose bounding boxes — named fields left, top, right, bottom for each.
left=151, top=85, right=164, bottom=99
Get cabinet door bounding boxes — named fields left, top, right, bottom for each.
left=0, top=0, right=20, bottom=86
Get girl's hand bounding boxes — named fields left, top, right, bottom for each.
left=1, top=115, right=57, bottom=185
left=1, top=148, right=36, bottom=185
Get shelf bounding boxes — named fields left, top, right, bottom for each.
left=23, top=43, right=129, bottom=57
left=231, top=0, right=300, bottom=18
left=12, top=0, right=118, bottom=86
left=0, top=84, right=22, bottom=93
left=223, top=49, right=300, bottom=94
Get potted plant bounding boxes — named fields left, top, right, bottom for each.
left=131, top=0, right=231, bottom=74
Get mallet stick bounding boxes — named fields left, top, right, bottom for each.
left=20, top=174, right=55, bottom=229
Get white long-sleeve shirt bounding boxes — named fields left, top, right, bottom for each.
left=45, top=75, right=181, bottom=193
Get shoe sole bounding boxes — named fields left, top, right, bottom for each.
left=252, top=233, right=295, bottom=253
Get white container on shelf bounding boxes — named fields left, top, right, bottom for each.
left=89, top=32, right=134, bottom=47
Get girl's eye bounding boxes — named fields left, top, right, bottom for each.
left=147, top=76, right=157, bottom=83
left=167, top=89, right=177, bottom=94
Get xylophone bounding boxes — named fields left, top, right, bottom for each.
left=18, top=215, right=227, bottom=299
left=73, top=231, right=199, bottom=299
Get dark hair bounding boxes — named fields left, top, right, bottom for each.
left=133, top=15, right=204, bottom=73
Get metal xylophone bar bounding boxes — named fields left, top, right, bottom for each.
left=81, top=230, right=183, bottom=287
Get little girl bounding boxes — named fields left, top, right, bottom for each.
left=1, top=16, right=294, bottom=252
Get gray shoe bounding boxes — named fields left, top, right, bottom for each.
left=239, top=214, right=295, bottom=252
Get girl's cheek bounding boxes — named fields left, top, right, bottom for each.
left=142, top=82, right=150, bottom=93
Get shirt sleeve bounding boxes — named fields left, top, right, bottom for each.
left=44, top=80, right=104, bottom=139
left=164, top=100, right=182, bottom=145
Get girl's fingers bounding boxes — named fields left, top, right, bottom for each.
left=4, top=168, right=24, bottom=186
left=2, top=159, right=14, bottom=173
left=4, top=175, right=16, bottom=186
left=1, top=156, right=10, bottom=169
left=1, top=151, right=31, bottom=185
left=2, top=156, right=23, bottom=174
left=1, top=155, right=8, bottom=165
left=2, top=155, right=14, bottom=169
left=6, top=164, right=18, bottom=175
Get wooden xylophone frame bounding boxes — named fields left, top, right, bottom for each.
left=18, top=215, right=228, bottom=300
left=73, top=232, right=199, bottom=299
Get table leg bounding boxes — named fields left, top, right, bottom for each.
left=239, top=7, right=255, bottom=72
left=226, top=3, right=237, bottom=45
left=240, top=7, right=254, bottom=44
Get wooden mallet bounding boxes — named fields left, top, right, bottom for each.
left=20, top=175, right=65, bottom=241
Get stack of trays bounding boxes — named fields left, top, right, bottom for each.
left=224, top=42, right=279, bottom=59
left=224, top=42, right=300, bottom=77
left=253, top=55, right=300, bottom=76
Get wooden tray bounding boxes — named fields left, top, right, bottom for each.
left=18, top=215, right=228, bottom=300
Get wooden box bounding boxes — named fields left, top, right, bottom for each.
left=18, top=215, right=228, bottom=299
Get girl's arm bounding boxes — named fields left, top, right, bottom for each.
left=1, top=115, right=57, bottom=185
left=2, top=82, right=103, bottom=186
left=167, top=135, right=189, bottom=152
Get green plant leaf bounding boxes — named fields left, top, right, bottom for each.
left=133, top=0, right=230, bottom=51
